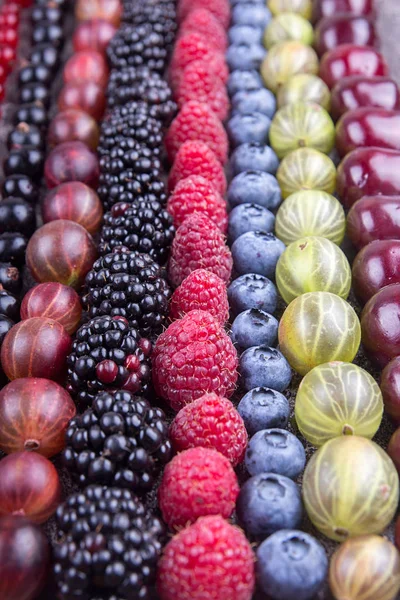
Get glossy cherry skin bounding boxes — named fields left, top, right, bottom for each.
left=319, top=44, right=388, bottom=89
left=0, top=378, right=76, bottom=457
left=388, top=427, right=400, bottom=474
left=381, top=357, right=400, bottom=423
left=361, top=283, right=400, bottom=368
left=336, top=108, right=400, bottom=157
left=42, top=181, right=103, bottom=235
left=337, top=148, right=400, bottom=209
left=44, top=141, right=99, bottom=189
left=1, top=317, right=72, bottom=381
left=352, top=240, right=400, bottom=305
left=75, top=0, right=122, bottom=27
left=26, top=220, right=97, bottom=289
left=73, top=18, right=116, bottom=54
left=0, top=516, right=50, bottom=600
left=331, top=76, right=400, bottom=121
left=21, top=282, right=82, bottom=334
left=48, top=109, right=99, bottom=150
left=0, top=452, right=61, bottom=523
left=347, top=195, right=400, bottom=249
left=63, top=50, right=109, bottom=88
left=313, top=0, right=374, bottom=21
left=58, top=81, right=106, bottom=120
left=315, top=15, right=375, bottom=56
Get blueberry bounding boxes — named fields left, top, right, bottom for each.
left=238, top=387, right=290, bottom=434
left=230, top=143, right=279, bottom=176
left=229, top=25, right=263, bottom=45
left=231, top=88, right=276, bottom=118
left=231, top=3, right=272, bottom=27
left=240, top=346, right=292, bottom=392
left=228, top=203, right=275, bottom=242
left=227, top=70, right=263, bottom=98
left=226, top=42, right=266, bottom=72
left=227, top=113, right=271, bottom=148
left=228, top=171, right=281, bottom=211
left=245, top=429, right=305, bottom=478
left=230, top=0, right=265, bottom=6
left=257, top=530, right=328, bottom=600
left=236, top=473, right=303, bottom=539
left=231, top=309, right=278, bottom=351
left=228, top=273, right=278, bottom=316
left=232, top=231, right=285, bottom=278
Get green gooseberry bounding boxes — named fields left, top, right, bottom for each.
left=261, top=41, right=319, bottom=94
left=277, top=74, right=331, bottom=111
left=275, top=190, right=346, bottom=246
left=303, top=436, right=399, bottom=542
left=276, top=147, right=336, bottom=199
left=276, top=236, right=351, bottom=303
left=264, top=13, right=314, bottom=49
left=278, top=291, right=361, bottom=375
left=268, top=0, right=313, bottom=19
left=295, top=361, right=383, bottom=447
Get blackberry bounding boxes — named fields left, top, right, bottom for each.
left=122, top=0, right=177, bottom=50
left=106, top=68, right=176, bottom=124
left=99, top=104, right=163, bottom=156
left=107, top=23, right=167, bottom=73
left=53, top=485, right=165, bottom=600
left=99, top=200, right=174, bottom=265
left=67, top=315, right=152, bottom=406
left=63, top=390, right=171, bottom=491
left=83, top=250, right=170, bottom=335
left=97, top=143, right=166, bottom=211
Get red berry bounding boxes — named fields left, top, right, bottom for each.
left=0, top=46, right=16, bottom=71
left=167, top=175, right=228, bottom=232
left=168, top=214, right=232, bottom=287
left=170, top=269, right=229, bottom=324
left=157, top=515, right=255, bottom=600
left=152, top=309, right=238, bottom=410
left=0, top=28, right=18, bottom=48
left=166, top=101, right=228, bottom=164
left=170, top=392, right=248, bottom=466
left=168, top=140, right=227, bottom=194
left=176, top=61, right=230, bottom=121
left=158, top=447, right=239, bottom=528
left=180, top=8, right=228, bottom=52
left=178, top=0, right=231, bottom=29
left=0, top=65, right=7, bottom=84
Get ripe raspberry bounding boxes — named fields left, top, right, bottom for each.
left=157, top=515, right=255, bottom=600
left=168, top=140, right=227, bottom=195
left=170, top=392, right=248, bottom=465
left=180, top=8, right=228, bottom=53
left=158, top=447, right=239, bottom=528
left=176, top=61, right=230, bottom=121
left=167, top=175, right=228, bottom=232
left=178, top=0, right=231, bottom=30
left=169, top=33, right=228, bottom=91
left=170, top=269, right=229, bottom=324
left=152, top=309, right=238, bottom=410
left=168, top=214, right=232, bottom=287
left=166, top=101, right=228, bottom=164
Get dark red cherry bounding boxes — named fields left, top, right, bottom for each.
left=315, top=15, right=375, bottom=56
left=337, top=148, right=400, bottom=209
left=381, top=357, right=400, bottom=423
left=313, top=0, right=374, bottom=21
left=44, top=141, right=99, bottom=189
left=319, top=44, right=388, bottom=89
left=63, top=50, right=109, bottom=88
left=347, top=195, right=400, bottom=249
left=352, top=240, right=400, bottom=304
left=361, top=284, right=400, bottom=368
left=73, top=19, right=116, bottom=54
left=58, top=81, right=106, bottom=120
left=336, top=108, right=400, bottom=157
left=331, top=76, right=400, bottom=121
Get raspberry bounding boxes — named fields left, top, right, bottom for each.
left=170, top=392, right=248, bottom=465
left=168, top=214, right=232, bottom=287
left=178, top=0, right=231, bottom=30
left=168, top=140, right=227, bottom=195
left=180, top=8, right=228, bottom=53
left=157, top=515, right=255, bottom=600
left=167, top=175, right=228, bottom=232
left=170, top=269, right=229, bottom=323
left=176, top=61, right=230, bottom=121
left=166, top=101, right=228, bottom=164
left=158, top=447, right=239, bottom=528
left=152, top=309, right=238, bottom=410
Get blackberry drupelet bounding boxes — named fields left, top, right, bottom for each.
left=107, top=23, right=167, bottom=73
left=63, top=390, right=171, bottom=491
left=121, top=0, right=177, bottom=50
left=97, top=143, right=166, bottom=211
left=67, top=315, right=152, bottom=406
left=53, top=485, right=165, bottom=600
left=83, top=250, right=170, bottom=335
left=99, top=200, right=174, bottom=265
left=106, top=68, right=176, bottom=124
